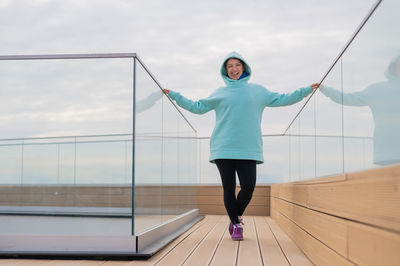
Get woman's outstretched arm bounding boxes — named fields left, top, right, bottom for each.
left=163, top=88, right=216, bottom=114
left=265, top=83, right=319, bottom=107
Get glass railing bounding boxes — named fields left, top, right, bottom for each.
left=284, top=0, right=399, bottom=181
left=0, top=54, right=198, bottom=255
left=0, top=134, right=134, bottom=238
left=0, top=134, right=133, bottom=185
left=134, top=57, right=197, bottom=233
left=196, top=0, right=396, bottom=185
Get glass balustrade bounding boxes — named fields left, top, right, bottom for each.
left=197, top=0, right=397, bottom=184
left=0, top=54, right=198, bottom=257
left=284, top=0, right=399, bottom=181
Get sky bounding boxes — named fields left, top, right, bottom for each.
left=0, top=0, right=379, bottom=137
left=3, top=0, right=396, bottom=184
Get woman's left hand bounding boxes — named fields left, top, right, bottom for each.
left=311, top=83, right=320, bottom=90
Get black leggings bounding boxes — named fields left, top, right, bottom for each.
left=215, top=159, right=256, bottom=224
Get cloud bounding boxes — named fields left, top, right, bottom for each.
left=0, top=0, right=378, bottom=138
left=2, top=0, right=394, bottom=184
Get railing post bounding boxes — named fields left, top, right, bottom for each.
left=131, top=56, right=137, bottom=236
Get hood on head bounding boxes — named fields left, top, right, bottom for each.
left=385, top=53, right=400, bottom=81
left=220, top=51, right=252, bottom=85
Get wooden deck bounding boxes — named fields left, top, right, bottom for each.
left=0, top=215, right=311, bottom=266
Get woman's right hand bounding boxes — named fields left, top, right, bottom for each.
left=311, top=83, right=320, bottom=90
left=163, top=89, right=170, bottom=95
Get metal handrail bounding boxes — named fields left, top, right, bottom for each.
left=0, top=53, right=137, bottom=60
left=0, top=133, right=132, bottom=142
left=0, top=133, right=200, bottom=144
left=0, top=133, right=373, bottom=146
left=197, top=134, right=373, bottom=140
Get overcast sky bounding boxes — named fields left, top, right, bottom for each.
left=0, top=0, right=379, bottom=137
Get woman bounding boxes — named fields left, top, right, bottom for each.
left=320, top=54, right=400, bottom=166
left=163, top=51, right=319, bottom=241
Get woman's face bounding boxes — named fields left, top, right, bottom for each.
left=226, top=58, right=244, bottom=80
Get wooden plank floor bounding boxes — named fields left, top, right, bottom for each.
left=0, top=215, right=311, bottom=266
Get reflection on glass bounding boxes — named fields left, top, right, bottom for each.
left=134, top=60, right=197, bottom=234
left=136, top=90, right=163, bottom=114
left=135, top=61, right=163, bottom=234
left=321, top=54, right=400, bottom=166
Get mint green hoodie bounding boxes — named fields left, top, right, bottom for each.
left=168, top=51, right=312, bottom=164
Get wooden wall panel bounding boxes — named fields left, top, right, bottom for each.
left=348, top=222, right=400, bottom=266
left=196, top=185, right=270, bottom=197
left=273, top=211, right=353, bottom=266
left=0, top=184, right=270, bottom=216
left=196, top=185, right=270, bottom=216
left=271, top=164, right=400, bottom=266
left=307, top=168, right=400, bottom=232
left=271, top=197, right=348, bottom=257
left=275, top=184, right=308, bottom=206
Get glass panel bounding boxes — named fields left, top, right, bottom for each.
left=0, top=57, right=134, bottom=236
left=281, top=0, right=398, bottom=181
left=0, top=59, right=133, bottom=138
left=177, top=115, right=197, bottom=213
left=289, top=118, right=300, bottom=181
left=161, top=94, right=197, bottom=220
left=0, top=140, right=23, bottom=185
left=57, top=142, right=75, bottom=185
left=22, top=141, right=62, bottom=185
left=162, top=95, right=180, bottom=220
left=259, top=135, right=288, bottom=183
left=317, top=61, right=344, bottom=177
left=134, top=60, right=197, bottom=231
left=299, top=96, right=316, bottom=180
left=198, top=138, right=220, bottom=184
left=287, top=127, right=294, bottom=182
left=134, top=60, right=163, bottom=234
left=75, top=135, right=132, bottom=185
left=342, top=0, right=400, bottom=171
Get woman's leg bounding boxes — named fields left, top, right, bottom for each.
left=235, top=160, right=256, bottom=216
left=215, top=159, right=240, bottom=224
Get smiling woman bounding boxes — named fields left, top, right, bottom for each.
left=163, top=51, right=318, bottom=241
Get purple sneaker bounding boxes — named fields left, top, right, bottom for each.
left=231, top=223, right=243, bottom=241
left=229, top=217, right=243, bottom=235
